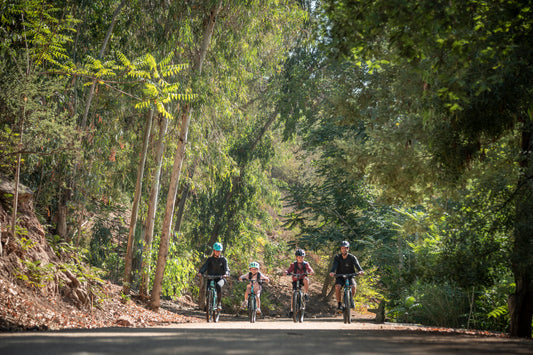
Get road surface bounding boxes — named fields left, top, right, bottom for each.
left=1, top=318, right=532, bottom=354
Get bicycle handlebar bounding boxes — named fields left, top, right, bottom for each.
left=334, top=273, right=360, bottom=278
left=202, top=274, right=227, bottom=279
left=286, top=272, right=310, bottom=276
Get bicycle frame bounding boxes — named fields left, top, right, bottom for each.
left=288, top=273, right=308, bottom=323
left=246, top=279, right=260, bottom=323
left=334, top=273, right=358, bottom=324
left=204, top=275, right=221, bottom=323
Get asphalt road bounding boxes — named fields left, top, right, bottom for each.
left=1, top=318, right=532, bottom=355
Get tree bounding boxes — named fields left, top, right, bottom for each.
left=321, top=0, right=533, bottom=337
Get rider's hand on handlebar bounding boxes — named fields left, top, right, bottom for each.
left=358, top=271, right=364, bottom=275
left=329, top=272, right=335, bottom=277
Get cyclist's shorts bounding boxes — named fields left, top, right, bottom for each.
left=335, top=277, right=356, bottom=287
left=292, top=278, right=308, bottom=290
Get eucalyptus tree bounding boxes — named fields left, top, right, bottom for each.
left=320, top=0, right=533, bottom=337
left=0, top=0, right=80, bottom=244
left=149, top=0, right=306, bottom=310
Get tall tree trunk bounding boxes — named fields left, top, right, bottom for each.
left=150, top=1, right=223, bottom=310
left=11, top=104, right=25, bottom=241
left=81, top=0, right=127, bottom=131
left=139, top=114, right=169, bottom=297
left=123, top=109, right=154, bottom=294
left=509, top=122, right=533, bottom=338
left=207, top=109, right=278, bottom=247
left=172, top=160, right=198, bottom=241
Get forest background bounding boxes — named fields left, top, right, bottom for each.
left=0, top=0, right=531, bottom=338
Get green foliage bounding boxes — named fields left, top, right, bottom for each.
left=160, top=239, right=199, bottom=298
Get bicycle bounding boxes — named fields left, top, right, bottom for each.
left=241, top=278, right=262, bottom=323
left=203, top=274, right=222, bottom=323
left=287, top=272, right=309, bottom=323
left=334, top=273, right=359, bottom=324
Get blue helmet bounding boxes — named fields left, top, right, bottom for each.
left=213, top=242, right=223, bottom=251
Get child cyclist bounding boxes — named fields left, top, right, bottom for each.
left=285, top=249, right=314, bottom=316
left=239, top=261, right=270, bottom=314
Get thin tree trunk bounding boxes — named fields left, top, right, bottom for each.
left=172, top=160, right=198, bottom=242
left=509, top=121, right=533, bottom=338
left=207, top=110, right=278, bottom=247
left=81, top=0, right=127, bottom=131
left=11, top=104, right=26, bottom=241
left=123, top=109, right=154, bottom=294
left=139, top=114, right=169, bottom=297
left=150, top=1, right=223, bottom=310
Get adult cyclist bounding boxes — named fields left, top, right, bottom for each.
left=329, top=240, right=364, bottom=312
left=197, top=242, right=230, bottom=311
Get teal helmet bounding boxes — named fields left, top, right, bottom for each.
left=213, top=242, right=223, bottom=251
left=249, top=261, right=260, bottom=269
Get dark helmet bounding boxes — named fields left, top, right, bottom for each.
left=295, top=248, right=305, bottom=257
left=340, top=241, right=350, bottom=248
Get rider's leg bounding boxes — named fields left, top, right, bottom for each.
left=303, top=277, right=310, bottom=301
left=335, top=283, right=342, bottom=309
left=255, top=289, right=261, bottom=313
left=216, top=279, right=225, bottom=309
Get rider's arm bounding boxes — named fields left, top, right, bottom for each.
left=351, top=255, right=363, bottom=273
left=198, top=258, right=209, bottom=275
left=329, top=255, right=339, bottom=275
left=285, top=263, right=294, bottom=275
left=306, top=263, right=315, bottom=276
left=261, top=274, right=270, bottom=283
left=223, top=257, right=230, bottom=277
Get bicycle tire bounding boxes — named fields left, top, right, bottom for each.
left=343, top=289, right=352, bottom=324
left=248, top=295, right=256, bottom=323
left=213, top=306, right=220, bottom=323
left=298, top=291, right=305, bottom=323
left=206, top=290, right=214, bottom=322
left=292, top=292, right=299, bottom=323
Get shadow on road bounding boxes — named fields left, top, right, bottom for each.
left=1, top=321, right=532, bottom=355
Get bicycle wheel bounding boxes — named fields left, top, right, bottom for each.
left=343, top=289, right=351, bottom=324
left=248, top=295, right=256, bottom=323
left=292, top=292, right=299, bottom=323
left=206, top=290, right=214, bottom=322
left=298, top=292, right=305, bottom=323
left=213, top=295, right=220, bottom=323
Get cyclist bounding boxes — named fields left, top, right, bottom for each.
left=285, top=248, right=314, bottom=317
left=239, top=261, right=270, bottom=314
left=197, top=242, right=230, bottom=311
left=329, top=241, right=364, bottom=312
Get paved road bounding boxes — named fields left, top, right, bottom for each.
left=1, top=318, right=532, bottom=355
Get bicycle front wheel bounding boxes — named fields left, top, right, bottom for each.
left=248, top=295, right=256, bottom=323
left=298, top=292, right=305, bottom=323
left=292, top=292, right=299, bottom=323
left=206, top=290, right=214, bottom=322
left=343, top=289, right=352, bottom=324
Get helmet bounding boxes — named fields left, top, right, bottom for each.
left=340, top=241, right=350, bottom=248
left=295, top=249, right=305, bottom=257
left=249, top=261, right=260, bottom=269
left=213, top=242, right=223, bottom=251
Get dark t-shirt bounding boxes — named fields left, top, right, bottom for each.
left=198, top=256, right=230, bottom=276
left=329, top=253, right=363, bottom=274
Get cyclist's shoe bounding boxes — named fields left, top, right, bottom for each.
left=336, top=304, right=344, bottom=313
left=304, top=294, right=309, bottom=302
left=216, top=304, right=222, bottom=310
left=288, top=310, right=293, bottom=318
left=256, top=308, right=261, bottom=314
left=241, top=301, right=247, bottom=309
left=350, top=299, right=355, bottom=309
